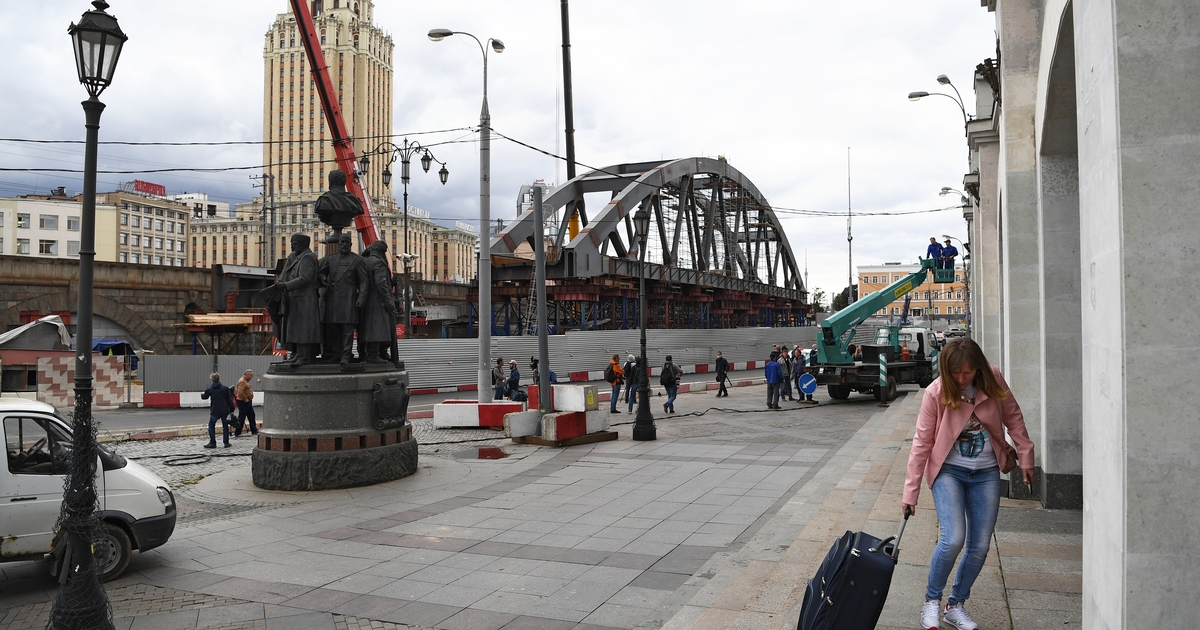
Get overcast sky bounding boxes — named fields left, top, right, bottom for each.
left=0, top=1, right=995, bottom=304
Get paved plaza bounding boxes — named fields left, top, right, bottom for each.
left=0, top=385, right=1081, bottom=630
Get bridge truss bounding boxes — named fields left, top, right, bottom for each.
left=473, top=157, right=809, bottom=335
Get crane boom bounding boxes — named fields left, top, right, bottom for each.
left=817, top=257, right=937, bottom=365
left=289, top=0, right=379, bottom=245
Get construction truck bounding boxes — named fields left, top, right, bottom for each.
left=812, top=258, right=950, bottom=401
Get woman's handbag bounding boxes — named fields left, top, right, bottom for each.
left=999, top=439, right=1019, bottom=474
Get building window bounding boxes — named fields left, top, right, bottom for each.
left=38, top=240, right=57, bottom=255
left=155, top=219, right=164, bottom=231
left=120, top=214, right=128, bottom=226
left=16, top=238, right=30, bottom=254
left=154, top=256, right=163, bottom=265
left=956, top=306, right=962, bottom=314
left=39, top=215, right=59, bottom=229
left=67, top=241, right=80, bottom=256
left=155, top=238, right=163, bottom=249
left=120, top=233, right=127, bottom=245
left=131, top=235, right=140, bottom=247
left=67, top=216, right=80, bottom=231
left=131, top=216, right=140, bottom=228
left=956, top=274, right=962, bottom=282
left=957, top=291, right=963, bottom=300
left=934, top=306, right=940, bottom=315
left=17, top=213, right=30, bottom=229
left=166, top=240, right=174, bottom=251
left=119, top=252, right=127, bottom=263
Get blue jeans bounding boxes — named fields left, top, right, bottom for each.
left=610, top=383, right=623, bottom=411
left=208, top=413, right=230, bottom=445
left=494, top=385, right=504, bottom=400
left=664, top=384, right=678, bottom=412
left=624, top=381, right=636, bottom=412
left=236, top=400, right=256, bottom=434
left=926, top=464, right=1001, bottom=604
left=780, top=375, right=792, bottom=399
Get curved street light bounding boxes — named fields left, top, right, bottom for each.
left=429, top=28, right=504, bottom=402
left=359, top=139, right=448, bottom=337
left=632, top=206, right=655, bottom=440
left=54, top=2, right=127, bottom=627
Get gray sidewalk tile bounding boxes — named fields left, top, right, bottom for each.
left=627, top=571, right=690, bottom=592
left=263, top=611, right=335, bottom=629
left=383, top=601, right=463, bottom=627
left=497, top=615, right=576, bottom=630
left=328, top=594, right=407, bottom=619
left=580, top=603, right=653, bottom=628
left=194, top=602, right=265, bottom=626
left=127, top=610, right=199, bottom=630
left=420, top=584, right=493, bottom=608
left=282, top=586, right=362, bottom=609
left=371, top=578, right=442, bottom=601
left=500, top=575, right=571, bottom=597
left=438, top=607, right=520, bottom=630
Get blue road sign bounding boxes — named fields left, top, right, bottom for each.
left=799, top=373, right=817, bottom=395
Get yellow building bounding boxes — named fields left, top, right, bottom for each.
left=262, top=0, right=393, bottom=211
left=96, top=188, right=192, bottom=267
left=858, top=262, right=968, bottom=319
left=429, top=221, right=478, bottom=284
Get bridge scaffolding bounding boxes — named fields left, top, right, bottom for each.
left=470, top=158, right=809, bottom=335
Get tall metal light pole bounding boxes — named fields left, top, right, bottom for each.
left=53, top=3, right=126, bottom=628
left=359, top=139, right=448, bottom=336
left=632, top=207, right=655, bottom=441
left=429, top=28, right=504, bottom=403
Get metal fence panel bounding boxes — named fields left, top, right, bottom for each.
left=143, top=328, right=819, bottom=391
left=143, top=355, right=217, bottom=392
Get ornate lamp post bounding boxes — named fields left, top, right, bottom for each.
left=429, top=27, right=504, bottom=403
left=52, top=2, right=126, bottom=628
left=359, top=140, right=447, bottom=336
left=632, top=207, right=655, bottom=441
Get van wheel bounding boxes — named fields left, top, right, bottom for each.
left=96, top=522, right=132, bottom=582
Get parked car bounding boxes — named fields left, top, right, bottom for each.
left=0, top=399, right=176, bottom=581
left=944, top=327, right=967, bottom=338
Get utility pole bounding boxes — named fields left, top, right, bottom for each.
left=846, top=147, right=854, bottom=305
left=250, top=173, right=275, bottom=267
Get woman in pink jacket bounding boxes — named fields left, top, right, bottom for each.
left=902, top=338, right=1036, bottom=630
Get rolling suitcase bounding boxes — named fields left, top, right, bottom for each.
left=797, top=515, right=908, bottom=630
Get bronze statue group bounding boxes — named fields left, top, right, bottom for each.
left=262, top=170, right=401, bottom=367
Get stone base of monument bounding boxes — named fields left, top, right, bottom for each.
left=251, top=364, right=417, bottom=491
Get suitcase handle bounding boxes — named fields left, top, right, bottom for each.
left=869, top=514, right=909, bottom=562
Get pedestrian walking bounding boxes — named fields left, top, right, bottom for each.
left=506, top=360, right=521, bottom=400
left=715, top=351, right=730, bottom=397
left=902, top=337, right=1036, bottom=630
left=660, top=355, right=681, bottom=414
left=201, top=372, right=235, bottom=448
left=491, top=358, right=505, bottom=400
left=233, top=369, right=257, bottom=437
left=764, top=352, right=783, bottom=409
left=623, top=353, right=638, bottom=413
left=605, top=354, right=625, bottom=413
left=779, top=345, right=794, bottom=401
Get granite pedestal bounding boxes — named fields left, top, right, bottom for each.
left=252, top=363, right=418, bottom=491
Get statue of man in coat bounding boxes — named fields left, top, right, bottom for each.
left=359, top=241, right=398, bottom=364
left=274, top=233, right=322, bottom=365
left=318, top=232, right=367, bottom=364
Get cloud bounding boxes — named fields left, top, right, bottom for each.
left=1, top=0, right=993, bottom=297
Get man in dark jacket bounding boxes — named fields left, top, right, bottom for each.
left=506, top=360, right=521, bottom=399
left=927, top=237, right=944, bottom=269
left=277, top=233, right=322, bottom=365
left=622, top=354, right=638, bottom=413
left=764, top=352, right=783, bottom=410
left=940, top=239, right=959, bottom=272
left=715, top=351, right=730, bottom=397
left=201, top=372, right=236, bottom=448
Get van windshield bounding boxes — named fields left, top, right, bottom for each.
left=50, top=414, right=128, bottom=470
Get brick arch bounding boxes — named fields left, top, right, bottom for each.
left=0, top=294, right=170, bottom=354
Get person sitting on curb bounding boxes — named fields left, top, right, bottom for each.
left=200, top=372, right=235, bottom=449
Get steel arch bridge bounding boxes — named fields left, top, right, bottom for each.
left=474, top=157, right=809, bottom=335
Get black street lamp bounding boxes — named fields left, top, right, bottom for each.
left=53, top=2, right=126, bottom=628
left=632, top=206, right=655, bottom=441
left=359, top=139, right=447, bottom=337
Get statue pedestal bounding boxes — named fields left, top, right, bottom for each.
left=251, top=364, right=417, bottom=490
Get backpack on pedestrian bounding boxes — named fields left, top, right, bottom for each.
left=604, top=363, right=616, bottom=383
left=660, top=362, right=680, bottom=386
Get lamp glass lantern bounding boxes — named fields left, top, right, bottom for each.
left=633, top=208, right=650, bottom=247
left=358, top=154, right=370, bottom=174
left=69, top=1, right=128, bottom=98
left=381, top=168, right=393, bottom=187
left=420, top=151, right=433, bottom=173
left=438, top=165, right=449, bottom=185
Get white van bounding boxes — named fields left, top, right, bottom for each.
left=0, top=399, right=176, bottom=581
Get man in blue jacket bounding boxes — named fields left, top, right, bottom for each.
left=927, top=237, right=944, bottom=268
left=506, top=360, right=521, bottom=399
left=201, top=372, right=235, bottom=448
left=940, top=238, right=959, bottom=272
left=765, top=352, right=783, bottom=410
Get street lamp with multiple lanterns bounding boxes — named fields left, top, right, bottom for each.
left=428, top=27, right=504, bottom=403
left=631, top=207, right=656, bottom=441
left=53, top=1, right=127, bottom=627
left=358, top=140, right=447, bottom=336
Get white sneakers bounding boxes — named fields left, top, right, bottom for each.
left=920, top=599, right=941, bottom=629
left=920, top=600, right=978, bottom=630
left=942, top=602, right=979, bottom=630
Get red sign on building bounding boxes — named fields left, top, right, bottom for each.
left=133, top=179, right=166, bottom=196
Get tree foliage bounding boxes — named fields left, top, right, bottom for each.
left=832, top=284, right=859, bottom=311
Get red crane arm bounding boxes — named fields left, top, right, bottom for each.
left=288, top=0, right=379, bottom=245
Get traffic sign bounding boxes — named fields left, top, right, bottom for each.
left=799, top=373, right=817, bottom=395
